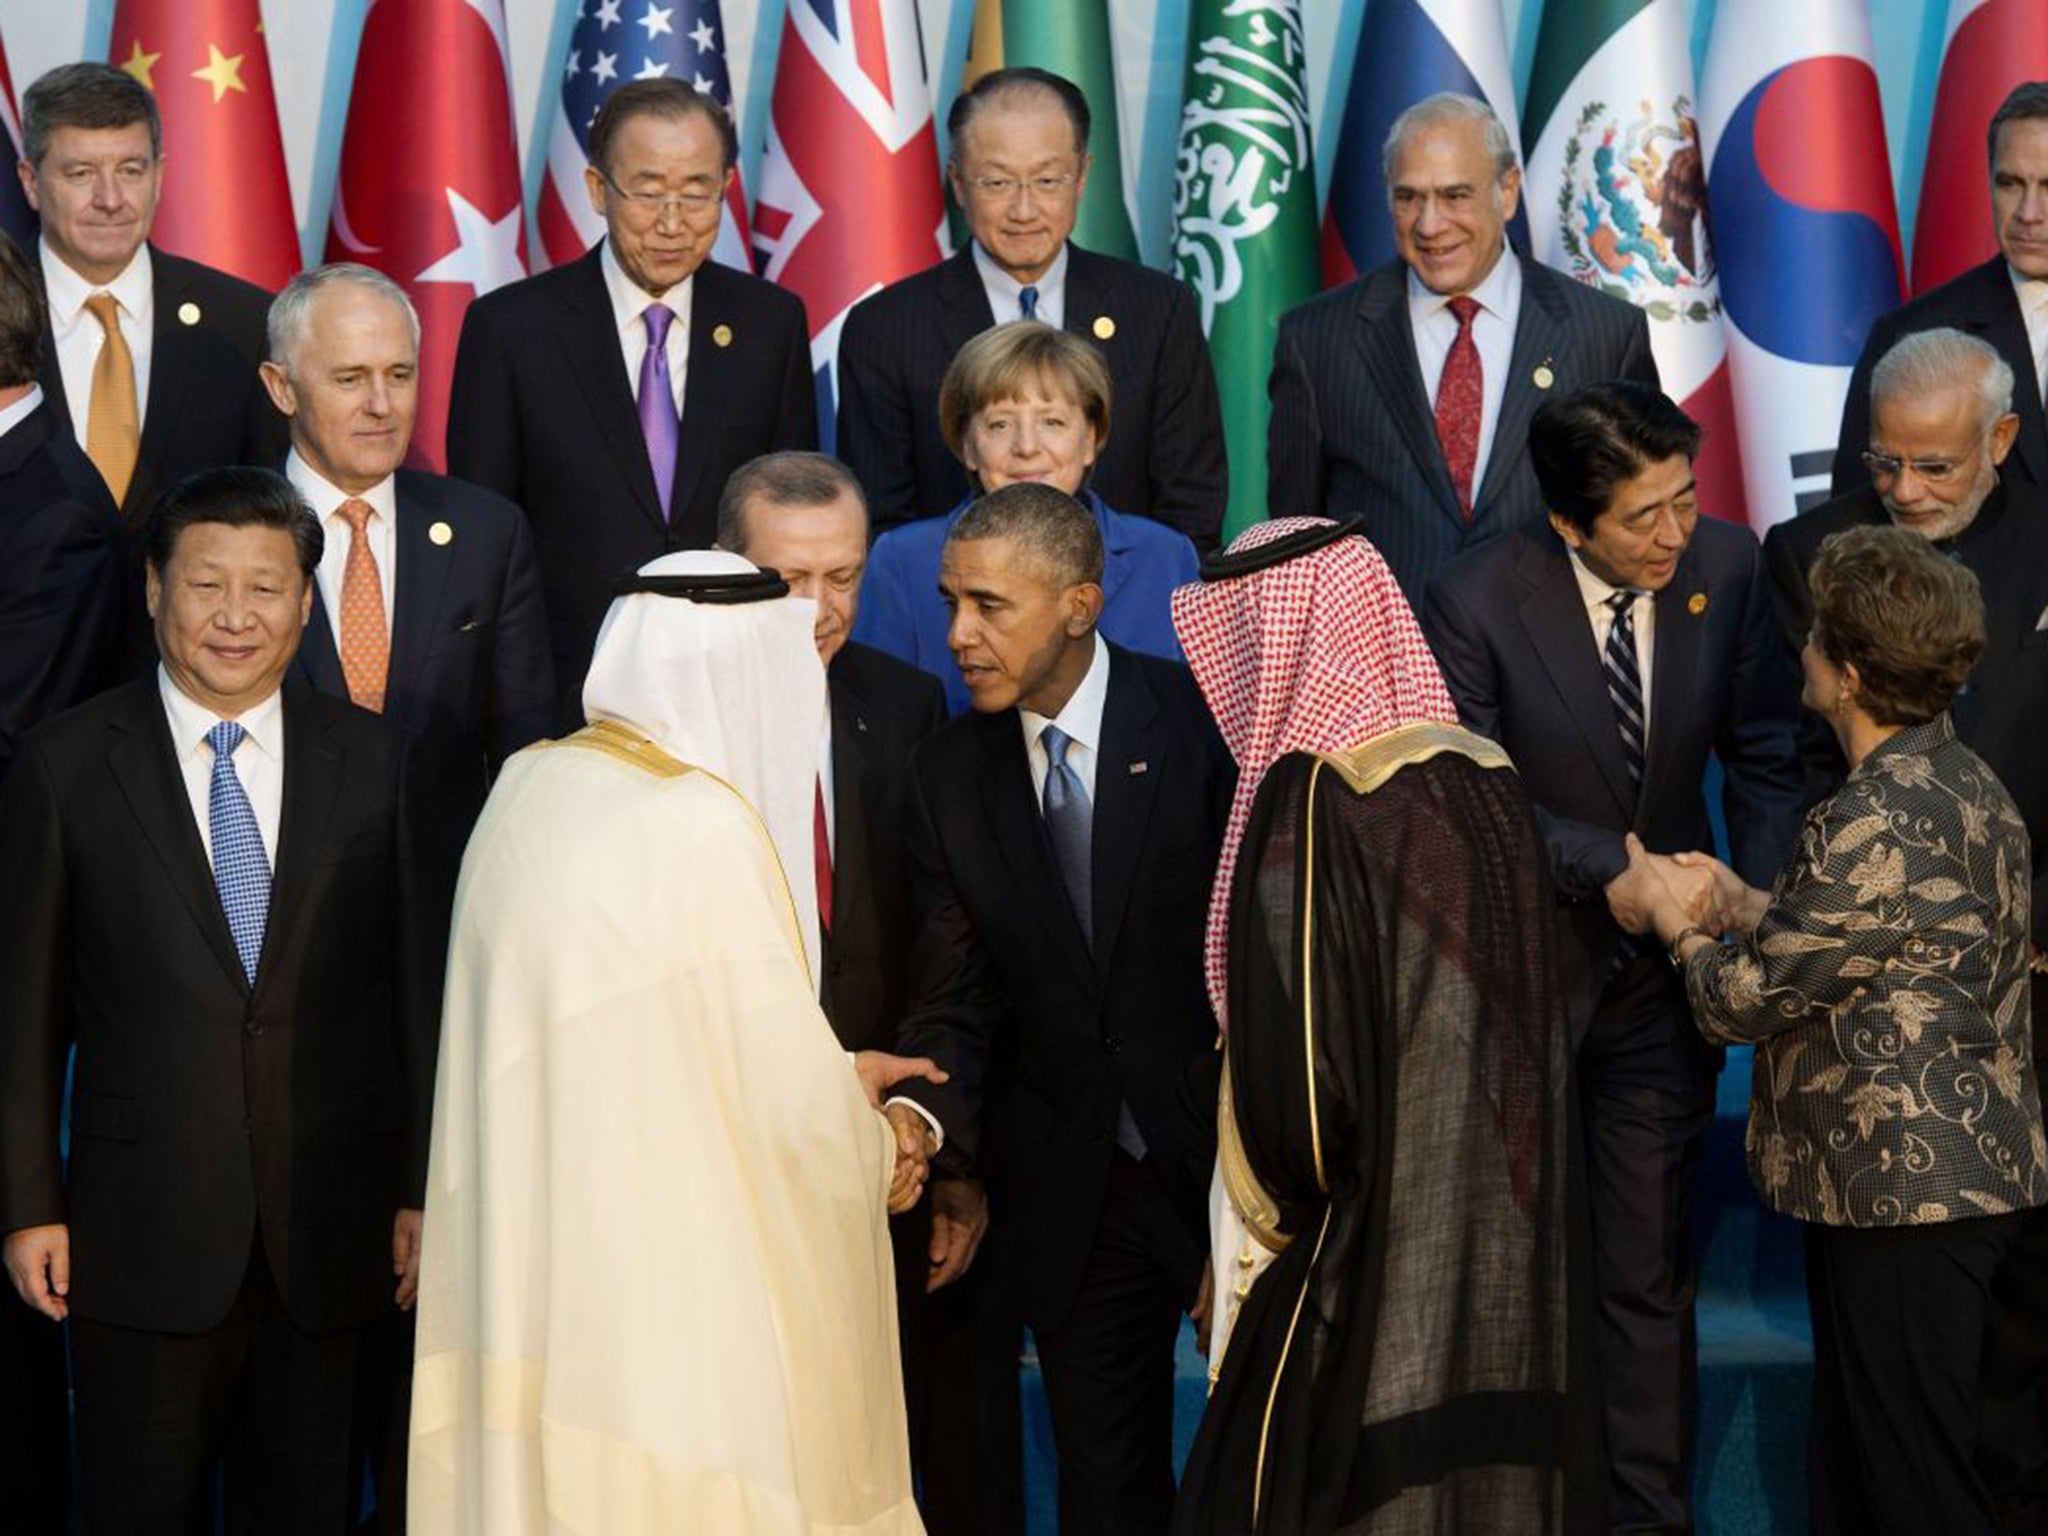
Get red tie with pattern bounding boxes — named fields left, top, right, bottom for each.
left=814, top=777, right=833, bottom=933
left=1434, top=295, right=1483, bottom=521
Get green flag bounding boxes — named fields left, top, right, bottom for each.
left=1171, top=0, right=1320, bottom=540
left=957, top=0, right=1139, bottom=259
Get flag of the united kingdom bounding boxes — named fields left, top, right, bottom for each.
left=755, top=0, right=947, bottom=446
left=539, top=0, right=750, bottom=271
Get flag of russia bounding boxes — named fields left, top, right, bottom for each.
left=1321, top=0, right=1524, bottom=286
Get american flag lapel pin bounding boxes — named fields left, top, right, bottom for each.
left=1129, top=760, right=1148, bottom=775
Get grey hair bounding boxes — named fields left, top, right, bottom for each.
left=267, top=263, right=421, bottom=372
left=1870, top=327, right=2015, bottom=434
left=1383, top=91, right=1518, bottom=185
left=716, top=451, right=867, bottom=553
left=946, top=481, right=1104, bottom=589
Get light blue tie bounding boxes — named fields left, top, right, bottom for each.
left=1040, top=724, right=1145, bottom=1158
left=207, top=721, right=271, bottom=986
left=1019, top=284, right=1039, bottom=321
left=1040, top=724, right=1090, bottom=935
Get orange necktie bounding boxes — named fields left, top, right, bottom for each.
left=336, top=499, right=389, bottom=713
left=83, top=293, right=139, bottom=506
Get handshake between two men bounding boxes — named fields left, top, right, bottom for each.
left=850, top=1052, right=992, bottom=1295
left=1606, top=831, right=1773, bottom=950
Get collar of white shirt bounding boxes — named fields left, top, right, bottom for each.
left=158, top=663, right=285, bottom=765
left=1018, top=630, right=1109, bottom=763
left=287, top=449, right=398, bottom=527
left=0, top=382, right=43, bottom=438
left=973, top=239, right=1069, bottom=326
left=602, top=237, right=694, bottom=345
left=1565, top=543, right=1644, bottom=617
left=1406, top=241, right=1520, bottom=327
left=41, top=241, right=152, bottom=331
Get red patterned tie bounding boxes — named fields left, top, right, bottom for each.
left=1434, top=295, right=1483, bottom=521
left=814, top=777, right=833, bottom=933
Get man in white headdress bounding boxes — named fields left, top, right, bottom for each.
left=408, top=550, right=935, bottom=1535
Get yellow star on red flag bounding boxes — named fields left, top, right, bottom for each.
left=192, top=44, right=248, bottom=105
left=119, top=39, right=162, bottom=91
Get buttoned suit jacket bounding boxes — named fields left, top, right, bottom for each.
left=35, top=246, right=287, bottom=528
left=0, top=677, right=445, bottom=1336
left=0, top=401, right=121, bottom=777
left=1269, top=254, right=1660, bottom=607
left=37, top=246, right=290, bottom=675
left=291, top=468, right=554, bottom=842
left=1422, top=520, right=1805, bottom=986
left=819, top=641, right=947, bottom=1054
left=445, top=245, right=815, bottom=714
left=1762, top=479, right=2048, bottom=946
left=836, top=244, right=1227, bottom=549
left=894, top=645, right=1233, bottom=1330
left=1832, top=256, right=2047, bottom=499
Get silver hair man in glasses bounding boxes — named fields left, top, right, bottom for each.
left=1763, top=324, right=2048, bottom=1528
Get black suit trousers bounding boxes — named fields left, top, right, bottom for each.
left=0, top=1290, right=68, bottom=1531
left=71, top=1239, right=361, bottom=1536
left=1806, top=1212, right=2020, bottom=1536
left=1032, top=1150, right=1202, bottom=1536
left=1579, top=955, right=1720, bottom=1535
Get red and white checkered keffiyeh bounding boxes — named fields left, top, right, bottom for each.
left=1172, top=518, right=1461, bottom=1029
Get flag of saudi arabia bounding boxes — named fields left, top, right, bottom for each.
left=1171, top=0, right=1319, bottom=540
left=960, top=0, right=1139, bottom=259
left=1523, top=0, right=1752, bottom=526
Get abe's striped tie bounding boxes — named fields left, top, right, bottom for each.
left=1603, top=589, right=1646, bottom=793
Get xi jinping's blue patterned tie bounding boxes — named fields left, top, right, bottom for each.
left=208, top=721, right=270, bottom=986
left=1603, top=590, right=1647, bottom=792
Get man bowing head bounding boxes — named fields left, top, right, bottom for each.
left=408, top=549, right=938, bottom=1535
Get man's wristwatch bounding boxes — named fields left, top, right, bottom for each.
left=1667, top=926, right=1707, bottom=968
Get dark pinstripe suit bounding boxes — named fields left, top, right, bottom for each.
left=1268, top=254, right=1658, bottom=606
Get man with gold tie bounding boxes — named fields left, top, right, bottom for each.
left=16, top=63, right=287, bottom=658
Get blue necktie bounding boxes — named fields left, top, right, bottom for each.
left=1040, top=724, right=1090, bottom=935
left=1040, top=724, right=1145, bottom=1157
left=207, top=721, right=271, bottom=986
left=1603, top=590, right=1646, bottom=793
left=1019, top=284, right=1039, bottom=321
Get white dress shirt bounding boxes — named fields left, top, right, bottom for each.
left=1567, top=546, right=1657, bottom=750
left=818, top=713, right=836, bottom=862
left=289, top=450, right=398, bottom=633
left=602, top=238, right=690, bottom=414
left=2011, top=266, right=2048, bottom=405
left=1408, top=248, right=1522, bottom=499
left=159, top=667, right=285, bottom=867
left=0, top=382, right=43, bottom=439
left=891, top=636, right=1110, bottom=1153
left=973, top=239, right=1069, bottom=328
left=1018, top=631, right=1107, bottom=801
left=41, top=243, right=154, bottom=449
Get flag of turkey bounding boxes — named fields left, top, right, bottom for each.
left=109, top=0, right=299, bottom=291
left=326, top=0, right=527, bottom=473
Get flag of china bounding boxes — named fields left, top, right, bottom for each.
left=109, top=0, right=299, bottom=291
left=327, top=0, right=527, bottom=472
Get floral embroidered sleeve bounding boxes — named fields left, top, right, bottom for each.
left=1684, top=741, right=2025, bottom=1049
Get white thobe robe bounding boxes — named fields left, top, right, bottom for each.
left=409, top=725, right=921, bottom=1535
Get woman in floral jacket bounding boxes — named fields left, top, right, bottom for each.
left=1642, top=523, right=2045, bottom=1535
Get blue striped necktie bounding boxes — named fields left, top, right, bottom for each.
left=1603, top=590, right=1646, bottom=793
left=207, top=720, right=271, bottom=986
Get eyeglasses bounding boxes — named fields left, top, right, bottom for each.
left=596, top=168, right=723, bottom=219
left=963, top=173, right=1079, bottom=202
left=1860, top=431, right=1987, bottom=486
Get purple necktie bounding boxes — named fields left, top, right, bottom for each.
left=637, top=303, right=679, bottom=520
